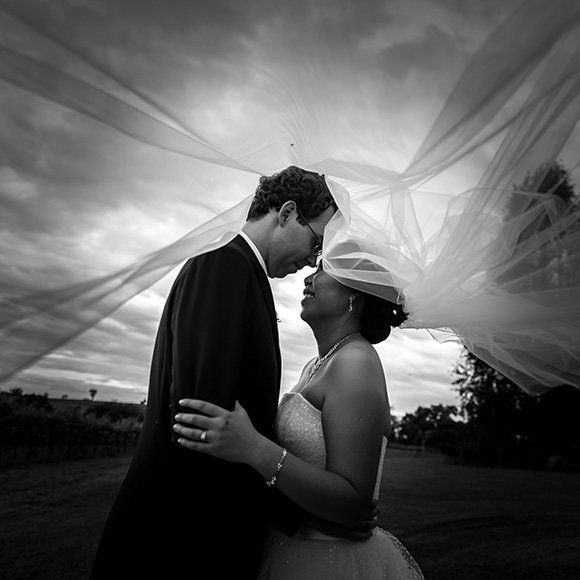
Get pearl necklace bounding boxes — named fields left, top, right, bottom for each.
left=306, top=332, right=361, bottom=383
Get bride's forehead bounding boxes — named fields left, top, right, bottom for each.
left=314, top=268, right=343, bottom=288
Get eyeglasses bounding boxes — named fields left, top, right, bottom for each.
left=296, top=209, right=323, bottom=255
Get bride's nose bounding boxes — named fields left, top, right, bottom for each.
left=304, top=271, right=314, bottom=285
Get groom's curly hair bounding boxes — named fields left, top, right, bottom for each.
left=247, top=166, right=336, bottom=221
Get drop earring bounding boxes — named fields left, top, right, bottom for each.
left=348, top=296, right=354, bottom=312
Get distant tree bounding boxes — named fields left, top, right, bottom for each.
left=499, top=161, right=580, bottom=291
left=453, top=349, right=536, bottom=463
left=5, top=388, right=53, bottom=411
left=85, top=401, right=145, bottom=423
left=451, top=161, right=580, bottom=469
left=453, top=351, right=533, bottom=422
left=25, top=393, right=53, bottom=411
left=453, top=351, right=580, bottom=469
left=506, top=161, right=578, bottom=216
left=397, top=404, right=461, bottom=454
left=89, top=389, right=98, bottom=402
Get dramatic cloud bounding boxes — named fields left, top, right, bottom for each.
left=0, top=0, right=535, bottom=412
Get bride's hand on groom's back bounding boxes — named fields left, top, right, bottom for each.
left=173, top=399, right=267, bottom=465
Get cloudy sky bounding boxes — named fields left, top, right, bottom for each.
left=0, top=0, right=567, bottom=415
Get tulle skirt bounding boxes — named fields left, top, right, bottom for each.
left=258, top=527, right=424, bottom=580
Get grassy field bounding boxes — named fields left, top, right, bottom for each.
left=0, top=449, right=579, bottom=579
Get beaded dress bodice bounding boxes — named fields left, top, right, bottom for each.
left=261, top=393, right=425, bottom=580
left=275, top=392, right=386, bottom=500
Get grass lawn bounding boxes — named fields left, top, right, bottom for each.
left=380, top=449, right=580, bottom=579
left=0, top=449, right=578, bottom=579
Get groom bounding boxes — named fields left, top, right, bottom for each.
left=90, top=167, right=337, bottom=579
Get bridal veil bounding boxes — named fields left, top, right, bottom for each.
left=0, top=0, right=579, bottom=395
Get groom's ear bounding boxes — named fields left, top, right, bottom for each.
left=278, top=201, right=296, bottom=227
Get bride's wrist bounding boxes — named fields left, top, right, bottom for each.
left=249, top=437, right=284, bottom=478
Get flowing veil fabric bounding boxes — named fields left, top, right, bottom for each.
left=0, top=0, right=579, bottom=395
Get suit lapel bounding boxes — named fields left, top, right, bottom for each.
left=231, top=236, right=281, bottom=354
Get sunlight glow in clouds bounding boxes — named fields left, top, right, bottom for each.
left=0, top=0, right=527, bottom=413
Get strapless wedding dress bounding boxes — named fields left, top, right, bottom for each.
left=258, top=393, right=424, bottom=580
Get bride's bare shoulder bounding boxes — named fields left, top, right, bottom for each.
left=326, top=342, right=387, bottom=399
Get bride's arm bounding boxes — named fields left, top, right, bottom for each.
left=174, top=348, right=388, bottom=526
left=271, top=350, right=387, bottom=526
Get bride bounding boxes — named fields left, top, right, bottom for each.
left=173, top=261, right=424, bottom=579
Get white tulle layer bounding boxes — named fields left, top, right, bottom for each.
left=0, top=0, right=579, bottom=394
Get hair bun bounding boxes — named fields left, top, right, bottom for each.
left=360, top=295, right=408, bottom=344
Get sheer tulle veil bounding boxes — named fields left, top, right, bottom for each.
left=1, top=0, right=579, bottom=395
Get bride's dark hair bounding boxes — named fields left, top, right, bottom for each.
left=358, top=292, right=407, bottom=344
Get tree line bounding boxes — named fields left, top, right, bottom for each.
left=394, top=353, right=580, bottom=472
left=0, top=388, right=144, bottom=466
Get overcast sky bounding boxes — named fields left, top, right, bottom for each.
left=0, top=0, right=534, bottom=415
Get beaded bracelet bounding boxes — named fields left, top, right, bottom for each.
left=265, top=447, right=287, bottom=487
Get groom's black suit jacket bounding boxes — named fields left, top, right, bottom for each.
left=90, top=236, right=306, bottom=579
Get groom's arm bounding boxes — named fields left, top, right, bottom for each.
left=308, top=501, right=379, bottom=540
left=169, top=246, right=254, bottom=430
left=267, top=490, right=377, bottom=540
